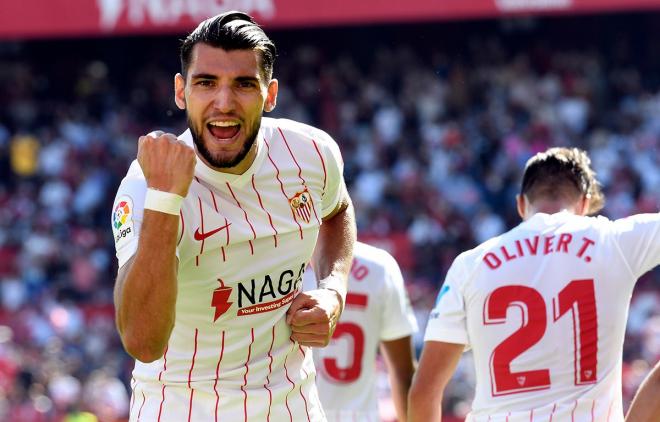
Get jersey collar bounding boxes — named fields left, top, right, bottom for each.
left=179, top=128, right=267, bottom=188
left=520, top=210, right=576, bottom=230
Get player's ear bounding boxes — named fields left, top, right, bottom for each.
left=264, top=78, right=278, bottom=112
left=516, top=194, right=527, bottom=220
left=577, top=194, right=591, bottom=216
left=174, top=73, right=186, bottom=110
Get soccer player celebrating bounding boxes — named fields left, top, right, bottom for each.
left=409, top=147, right=660, bottom=421
left=303, top=241, right=418, bottom=421
left=110, top=12, right=356, bottom=421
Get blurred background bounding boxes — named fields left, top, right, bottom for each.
left=0, top=1, right=659, bottom=421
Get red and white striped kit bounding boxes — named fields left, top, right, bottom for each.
left=112, top=117, right=346, bottom=421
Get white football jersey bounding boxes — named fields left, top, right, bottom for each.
left=112, top=117, right=346, bottom=422
left=425, top=211, right=660, bottom=422
left=303, top=242, right=418, bottom=421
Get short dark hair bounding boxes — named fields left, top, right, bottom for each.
left=521, top=147, right=605, bottom=215
left=180, top=11, right=277, bottom=80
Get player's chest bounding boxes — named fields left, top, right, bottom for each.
left=177, top=168, right=323, bottom=267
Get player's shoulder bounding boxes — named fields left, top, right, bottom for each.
left=262, top=117, right=336, bottom=146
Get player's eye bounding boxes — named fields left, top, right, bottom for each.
left=238, top=80, right=257, bottom=89
left=196, top=80, right=214, bottom=87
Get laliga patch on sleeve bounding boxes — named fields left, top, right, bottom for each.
left=112, top=196, right=135, bottom=248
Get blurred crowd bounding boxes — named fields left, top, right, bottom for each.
left=0, top=15, right=658, bottom=421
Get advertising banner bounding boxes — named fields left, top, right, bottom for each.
left=2, top=0, right=660, bottom=39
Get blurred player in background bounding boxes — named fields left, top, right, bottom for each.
left=304, top=241, right=417, bottom=421
left=624, top=360, right=660, bottom=422
left=111, top=11, right=356, bottom=421
left=409, top=147, right=660, bottom=421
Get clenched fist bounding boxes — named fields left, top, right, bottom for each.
left=286, top=289, right=343, bottom=347
left=138, top=131, right=196, bottom=197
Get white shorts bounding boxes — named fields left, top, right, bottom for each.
left=129, top=378, right=326, bottom=422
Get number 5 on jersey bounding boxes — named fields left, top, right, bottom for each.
left=484, top=279, right=598, bottom=396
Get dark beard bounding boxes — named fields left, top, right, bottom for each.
left=188, top=116, right=259, bottom=169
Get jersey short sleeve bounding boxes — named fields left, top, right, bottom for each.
left=314, top=129, right=345, bottom=218
left=111, top=160, right=147, bottom=268
left=380, top=253, right=419, bottom=341
left=424, top=256, right=470, bottom=346
left=612, top=213, right=660, bottom=278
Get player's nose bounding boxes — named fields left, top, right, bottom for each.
left=212, top=85, right=236, bottom=113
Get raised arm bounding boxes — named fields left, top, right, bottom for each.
left=114, top=132, right=195, bottom=362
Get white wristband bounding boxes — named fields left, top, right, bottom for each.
left=144, top=188, right=183, bottom=215
left=318, top=274, right=347, bottom=310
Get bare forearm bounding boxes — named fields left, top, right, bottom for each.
left=626, top=362, right=660, bottom=422
left=115, top=210, right=179, bottom=362
left=408, top=386, right=443, bottom=422
left=408, top=341, right=464, bottom=422
left=312, top=202, right=356, bottom=280
left=390, top=371, right=413, bottom=422
left=382, top=338, right=416, bottom=422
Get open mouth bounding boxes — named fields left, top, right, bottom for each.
left=207, top=121, right=241, bottom=141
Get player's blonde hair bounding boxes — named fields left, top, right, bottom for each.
left=521, top=147, right=605, bottom=215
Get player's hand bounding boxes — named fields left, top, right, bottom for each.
left=137, top=131, right=196, bottom=197
left=286, top=289, right=342, bottom=347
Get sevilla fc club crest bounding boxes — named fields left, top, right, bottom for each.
left=289, top=189, right=312, bottom=223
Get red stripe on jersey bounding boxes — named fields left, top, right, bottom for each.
left=278, top=128, right=321, bottom=226
left=241, top=328, right=255, bottom=422
left=252, top=175, right=278, bottom=248
left=186, top=329, right=199, bottom=422
left=283, top=342, right=297, bottom=422
left=206, top=186, right=229, bottom=261
left=278, top=127, right=305, bottom=185
left=297, top=346, right=312, bottom=422
left=264, top=326, right=276, bottom=422
left=312, top=138, right=327, bottom=192
left=226, top=182, right=256, bottom=255
left=210, top=189, right=219, bottom=212
left=129, top=378, right=136, bottom=414
left=506, top=412, right=510, bottom=422
left=178, top=211, right=185, bottom=246
left=264, top=136, right=303, bottom=239
left=549, top=403, right=557, bottom=422
left=137, top=391, right=146, bottom=420
left=187, top=389, right=195, bottom=422
left=530, top=408, right=533, bottom=421
left=571, top=400, right=578, bottom=422
left=157, top=346, right=169, bottom=421
left=346, top=293, right=368, bottom=308
left=213, top=331, right=225, bottom=422
left=188, top=329, right=199, bottom=388
left=197, top=197, right=205, bottom=264
left=606, top=399, right=613, bottom=421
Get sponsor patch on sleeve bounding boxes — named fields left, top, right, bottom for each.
left=112, top=196, right=135, bottom=248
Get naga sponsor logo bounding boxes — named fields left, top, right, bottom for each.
left=96, top=0, right=275, bottom=30
left=235, top=263, right=306, bottom=316
left=112, top=196, right=134, bottom=245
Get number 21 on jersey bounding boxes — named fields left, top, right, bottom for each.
left=483, top=279, right=598, bottom=396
